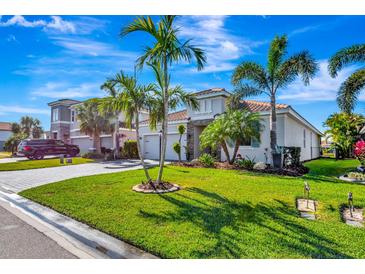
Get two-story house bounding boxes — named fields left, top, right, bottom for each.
left=139, top=88, right=322, bottom=163
left=48, top=99, right=148, bottom=154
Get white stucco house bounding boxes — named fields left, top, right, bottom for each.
left=0, top=122, right=12, bottom=151
left=139, top=88, right=322, bottom=163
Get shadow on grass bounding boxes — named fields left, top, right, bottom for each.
left=139, top=187, right=352, bottom=258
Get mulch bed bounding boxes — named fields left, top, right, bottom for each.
left=132, top=181, right=180, bottom=194
left=172, top=161, right=309, bottom=177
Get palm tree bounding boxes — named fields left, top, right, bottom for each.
left=99, top=72, right=155, bottom=183
left=121, top=15, right=206, bottom=184
left=19, top=116, right=43, bottom=139
left=231, top=35, right=317, bottom=167
left=76, top=99, right=115, bottom=154
left=100, top=81, right=121, bottom=159
left=328, top=44, right=365, bottom=113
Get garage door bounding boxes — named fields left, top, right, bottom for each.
left=71, top=138, right=92, bottom=154
left=143, top=133, right=186, bottom=161
left=143, top=135, right=160, bottom=160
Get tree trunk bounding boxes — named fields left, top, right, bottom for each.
left=156, top=55, right=169, bottom=184
left=93, top=132, right=101, bottom=154
left=230, top=139, right=240, bottom=164
left=270, top=93, right=278, bottom=166
left=178, top=134, right=182, bottom=163
left=114, top=116, right=120, bottom=159
left=135, top=112, right=152, bottom=182
left=221, top=140, right=230, bottom=163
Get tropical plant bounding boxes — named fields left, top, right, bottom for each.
left=200, top=109, right=263, bottom=164
left=99, top=72, right=155, bottom=182
left=76, top=98, right=115, bottom=154
left=328, top=44, right=365, bottom=113
left=19, top=116, right=43, bottom=139
left=324, top=112, right=365, bottom=158
left=198, top=153, right=215, bottom=167
left=231, top=35, right=317, bottom=167
left=121, top=15, right=206, bottom=184
left=354, top=139, right=365, bottom=166
left=4, top=132, right=28, bottom=154
left=172, top=124, right=186, bottom=162
left=235, top=158, right=256, bottom=170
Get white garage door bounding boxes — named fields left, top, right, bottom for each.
left=143, top=135, right=160, bottom=160
left=143, top=133, right=186, bottom=161
left=71, top=137, right=92, bottom=154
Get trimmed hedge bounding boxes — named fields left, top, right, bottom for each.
left=121, top=140, right=139, bottom=159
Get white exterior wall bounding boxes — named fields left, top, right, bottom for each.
left=221, top=114, right=286, bottom=163
left=139, top=121, right=188, bottom=161
left=187, top=96, right=226, bottom=121
left=284, top=114, right=321, bottom=161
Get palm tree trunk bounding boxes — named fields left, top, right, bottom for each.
left=230, top=139, right=240, bottom=164
left=156, top=55, right=169, bottom=184
left=114, top=116, right=120, bottom=159
left=178, top=134, right=182, bottom=162
left=94, top=132, right=101, bottom=154
left=135, top=112, right=152, bottom=182
left=270, top=93, right=278, bottom=165
left=221, top=140, right=231, bottom=163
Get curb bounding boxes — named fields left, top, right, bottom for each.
left=0, top=191, right=158, bottom=259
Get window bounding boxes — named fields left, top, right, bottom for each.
left=53, top=108, right=59, bottom=122
left=303, top=129, right=306, bottom=148
left=239, top=137, right=251, bottom=146
left=52, top=132, right=58, bottom=139
left=71, top=110, right=75, bottom=122
left=195, top=99, right=212, bottom=113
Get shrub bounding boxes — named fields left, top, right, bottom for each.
left=198, top=153, right=215, bottom=167
left=81, top=152, right=104, bottom=159
left=121, top=140, right=139, bottom=159
left=173, top=142, right=181, bottom=156
left=253, top=162, right=267, bottom=170
left=354, top=140, right=365, bottom=166
left=235, top=158, right=255, bottom=170
left=283, top=147, right=301, bottom=167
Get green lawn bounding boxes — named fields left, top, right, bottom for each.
left=20, top=158, right=365, bottom=258
left=0, top=157, right=94, bottom=171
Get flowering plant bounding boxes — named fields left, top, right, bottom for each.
left=354, top=140, right=365, bottom=166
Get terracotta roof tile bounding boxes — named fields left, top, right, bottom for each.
left=140, top=110, right=188, bottom=125
left=193, top=88, right=228, bottom=96
left=240, top=100, right=289, bottom=112
left=0, top=122, right=12, bottom=131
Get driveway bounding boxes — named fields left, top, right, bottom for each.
left=0, top=159, right=159, bottom=193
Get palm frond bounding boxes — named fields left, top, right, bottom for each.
left=227, top=84, right=264, bottom=110
left=328, top=44, right=365, bottom=77
left=267, top=35, right=288, bottom=78
left=231, top=62, right=269, bottom=90
left=337, top=68, right=365, bottom=113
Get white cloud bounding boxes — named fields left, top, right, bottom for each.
left=177, top=16, right=265, bottom=73
left=31, top=82, right=103, bottom=99
left=0, top=15, right=75, bottom=33
left=0, top=105, right=49, bottom=115
left=278, top=60, right=362, bottom=102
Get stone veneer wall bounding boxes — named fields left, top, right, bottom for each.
left=50, top=123, right=71, bottom=143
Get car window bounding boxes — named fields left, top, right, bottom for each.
left=55, top=140, right=64, bottom=146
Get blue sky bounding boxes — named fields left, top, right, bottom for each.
left=0, top=15, right=364, bottom=132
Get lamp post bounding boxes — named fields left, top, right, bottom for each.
left=304, top=181, right=310, bottom=208
left=348, top=192, right=354, bottom=217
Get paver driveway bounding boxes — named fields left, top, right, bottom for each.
left=0, top=159, right=159, bottom=193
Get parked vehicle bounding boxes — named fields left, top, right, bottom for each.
left=17, top=139, right=80, bottom=160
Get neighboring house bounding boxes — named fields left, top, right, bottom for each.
left=0, top=122, right=12, bottom=151
left=139, top=88, right=323, bottom=163
left=48, top=99, right=148, bottom=154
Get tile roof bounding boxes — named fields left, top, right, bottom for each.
left=193, top=88, right=229, bottom=96
left=140, top=100, right=289, bottom=125
left=240, top=100, right=289, bottom=112
left=0, top=122, right=12, bottom=131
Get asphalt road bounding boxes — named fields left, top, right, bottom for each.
left=0, top=205, right=76, bottom=259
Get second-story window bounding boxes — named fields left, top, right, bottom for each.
left=303, top=129, right=306, bottom=148
left=195, top=99, right=212, bottom=113
left=53, top=108, right=59, bottom=122
left=71, top=110, right=75, bottom=122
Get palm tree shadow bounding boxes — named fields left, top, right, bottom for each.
left=139, top=187, right=353, bottom=258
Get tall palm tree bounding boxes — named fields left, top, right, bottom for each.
left=147, top=61, right=199, bottom=130
left=121, top=15, right=206, bottom=184
left=231, top=35, right=317, bottom=167
left=19, top=116, right=43, bottom=139
left=328, top=44, right=365, bottom=113
left=100, top=81, right=121, bottom=159
left=99, top=72, right=155, bottom=183
left=76, top=99, right=114, bottom=154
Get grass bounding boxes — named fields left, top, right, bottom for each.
left=20, top=158, right=365, bottom=258
left=0, top=151, right=12, bottom=159
left=0, top=157, right=94, bottom=171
